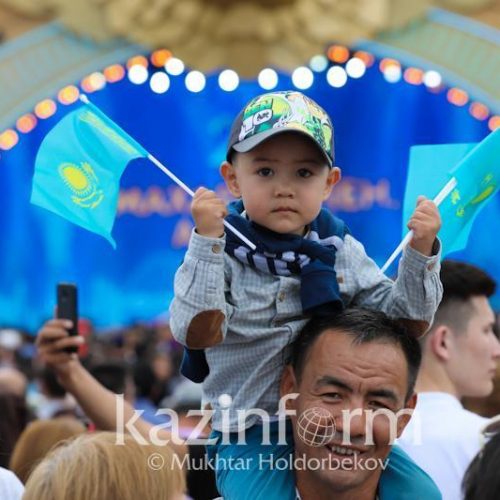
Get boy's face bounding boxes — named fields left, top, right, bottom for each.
left=221, top=132, right=340, bottom=235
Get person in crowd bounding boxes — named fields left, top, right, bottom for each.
left=151, top=349, right=176, bottom=404
left=134, top=361, right=171, bottom=425
left=398, top=260, right=500, bottom=500
left=9, top=417, right=86, bottom=483
left=90, top=362, right=135, bottom=402
left=91, top=361, right=170, bottom=426
left=463, top=312, right=500, bottom=417
left=35, top=366, right=77, bottom=419
left=36, top=309, right=441, bottom=499
left=161, top=378, right=207, bottom=439
left=0, top=329, right=23, bottom=368
left=210, top=308, right=440, bottom=499
left=169, top=89, right=442, bottom=498
left=0, top=367, right=27, bottom=398
left=0, top=466, right=24, bottom=500
left=462, top=416, right=500, bottom=500
left=23, top=432, right=186, bottom=500
left=0, top=392, right=32, bottom=468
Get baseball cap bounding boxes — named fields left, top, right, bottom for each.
left=226, top=90, right=334, bottom=166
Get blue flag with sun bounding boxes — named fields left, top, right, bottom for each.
left=403, top=128, right=500, bottom=256
left=31, top=100, right=148, bottom=247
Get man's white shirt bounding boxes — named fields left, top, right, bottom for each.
left=397, top=392, right=488, bottom=500
left=0, top=467, right=24, bottom=500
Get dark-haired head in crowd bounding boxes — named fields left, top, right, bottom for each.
left=36, top=367, right=77, bottom=419
left=462, top=425, right=500, bottom=500
left=91, top=362, right=170, bottom=426
left=0, top=392, right=32, bottom=468
left=399, top=260, right=500, bottom=500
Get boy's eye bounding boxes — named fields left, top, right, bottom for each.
left=297, top=169, right=313, bottom=178
left=257, top=168, right=273, bottom=177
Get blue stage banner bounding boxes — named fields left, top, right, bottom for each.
left=0, top=61, right=495, bottom=332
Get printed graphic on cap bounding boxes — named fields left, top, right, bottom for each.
left=238, top=91, right=333, bottom=159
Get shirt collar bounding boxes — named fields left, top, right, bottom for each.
left=416, top=391, right=464, bottom=410
left=295, top=487, right=379, bottom=499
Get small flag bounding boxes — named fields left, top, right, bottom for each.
left=31, top=100, right=148, bottom=247
left=403, top=128, right=500, bottom=255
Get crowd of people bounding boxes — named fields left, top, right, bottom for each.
left=0, top=260, right=498, bottom=499
left=1, top=91, right=499, bottom=499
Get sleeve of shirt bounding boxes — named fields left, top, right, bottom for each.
left=169, top=230, right=232, bottom=348
left=339, top=235, right=443, bottom=325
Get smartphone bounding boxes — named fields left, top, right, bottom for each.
left=56, top=283, right=78, bottom=352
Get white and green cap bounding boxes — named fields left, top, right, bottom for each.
left=226, top=90, right=334, bottom=166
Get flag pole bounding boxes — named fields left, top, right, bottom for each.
left=147, top=154, right=256, bottom=250
left=380, top=177, right=457, bottom=274
left=79, top=95, right=256, bottom=251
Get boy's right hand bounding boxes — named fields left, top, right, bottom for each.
left=191, top=187, right=228, bottom=238
left=36, top=319, right=84, bottom=385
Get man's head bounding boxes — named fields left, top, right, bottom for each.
left=280, top=309, right=421, bottom=495
left=420, top=260, right=500, bottom=398
left=221, top=91, right=341, bottom=235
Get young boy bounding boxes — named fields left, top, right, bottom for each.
left=169, top=91, right=442, bottom=498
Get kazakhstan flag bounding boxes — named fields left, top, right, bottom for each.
left=31, top=100, right=148, bottom=248
left=403, top=128, right=500, bottom=256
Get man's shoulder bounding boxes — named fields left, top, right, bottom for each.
left=402, top=392, right=488, bottom=444
left=0, top=467, right=24, bottom=500
left=416, top=392, right=488, bottom=424
left=458, top=406, right=489, bottom=427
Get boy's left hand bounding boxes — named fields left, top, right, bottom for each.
left=407, top=196, right=441, bottom=256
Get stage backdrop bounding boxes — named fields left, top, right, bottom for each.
left=0, top=59, right=497, bottom=331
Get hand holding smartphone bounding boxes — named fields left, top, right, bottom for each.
left=56, top=283, right=78, bottom=353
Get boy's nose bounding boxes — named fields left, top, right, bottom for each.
left=274, top=183, right=294, bottom=197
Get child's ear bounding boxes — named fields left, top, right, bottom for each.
left=323, top=166, right=341, bottom=200
left=220, top=161, right=241, bottom=198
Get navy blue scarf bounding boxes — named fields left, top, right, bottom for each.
left=180, top=201, right=349, bottom=382
left=225, top=200, right=348, bottom=314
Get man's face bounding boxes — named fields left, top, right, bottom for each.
left=448, top=296, right=500, bottom=397
left=221, top=132, right=340, bottom=235
left=281, top=329, right=415, bottom=494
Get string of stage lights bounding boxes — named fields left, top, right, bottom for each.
left=0, top=44, right=498, bottom=154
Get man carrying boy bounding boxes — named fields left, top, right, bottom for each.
left=169, top=90, right=443, bottom=498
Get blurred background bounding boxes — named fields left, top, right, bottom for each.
left=0, top=0, right=499, bottom=422
left=1, top=0, right=500, bottom=329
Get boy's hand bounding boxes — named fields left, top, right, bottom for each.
left=408, top=196, right=441, bottom=256
left=191, top=187, right=227, bottom=238
left=36, top=319, right=84, bottom=386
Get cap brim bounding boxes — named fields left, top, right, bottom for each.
left=232, top=128, right=332, bottom=167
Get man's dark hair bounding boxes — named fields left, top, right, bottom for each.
left=433, top=260, right=496, bottom=334
left=90, top=363, right=129, bottom=395
left=290, top=308, right=422, bottom=401
left=462, top=432, right=500, bottom=499
left=441, top=260, right=496, bottom=302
